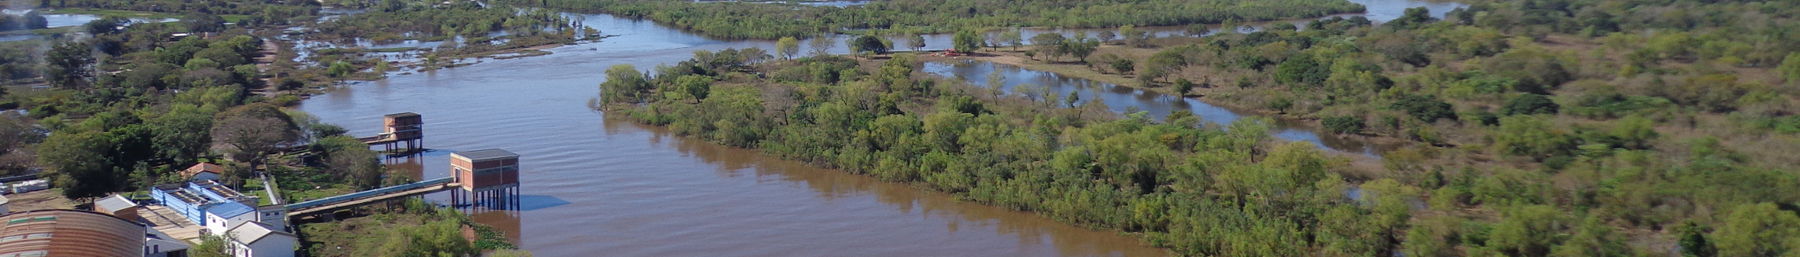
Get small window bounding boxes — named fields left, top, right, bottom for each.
left=5, top=216, right=54, bottom=225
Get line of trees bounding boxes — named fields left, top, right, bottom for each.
left=595, top=0, right=1800, bottom=253
left=0, top=12, right=49, bottom=31
left=599, top=52, right=1416, bottom=256
left=12, top=12, right=389, bottom=203
left=492, top=0, right=1363, bottom=40
left=968, top=0, right=1800, bottom=255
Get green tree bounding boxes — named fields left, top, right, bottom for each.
left=1274, top=53, right=1327, bottom=87
left=38, top=132, right=121, bottom=201
left=1000, top=29, right=1022, bottom=51
left=906, top=33, right=926, bottom=52
left=1185, top=24, right=1211, bottom=37
left=953, top=29, right=981, bottom=53
left=1029, top=33, right=1065, bottom=60
left=1120, top=25, right=1148, bottom=47
left=1779, top=52, right=1800, bottom=84
left=808, top=35, right=836, bottom=57
left=1061, top=36, right=1099, bottom=63
left=21, top=12, right=48, bottom=29
left=1550, top=215, right=1628, bottom=257
left=185, top=13, right=227, bottom=33
left=1610, top=115, right=1658, bottom=149
left=1500, top=94, right=1560, bottom=115
left=366, top=216, right=477, bottom=256
left=1385, top=7, right=1436, bottom=29
left=1713, top=203, right=1800, bottom=257
left=189, top=235, right=231, bottom=257
left=1488, top=205, right=1567, bottom=257
left=1143, top=50, right=1187, bottom=82
left=1495, top=115, right=1574, bottom=160
left=1676, top=221, right=1716, bottom=257
left=322, top=135, right=384, bottom=189
left=211, top=103, right=301, bottom=168
left=150, top=105, right=215, bottom=164
left=45, top=42, right=93, bottom=89
left=1391, top=94, right=1457, bottom=122
left=1322, top=116, right=1364, bottom=134
left=849, top=35, right=889, bottom=55
left=673, top=74, right=713, bottom=102
left=1174, top=78, right=1194, bottom=95
left=327, top=61, right=356, bottom=78
left=599, top=64, right=650, bottom=105
left=83, top=16, right=127, bottom=34
left=776, top=36, right=800, bottom=60
left=1109, top=56, right=1135, bottom=75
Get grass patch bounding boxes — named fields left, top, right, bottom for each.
left=221, top=15, right=250, bottom=23
left=298, top=199, right=515, bottom=257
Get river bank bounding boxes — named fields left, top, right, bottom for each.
left=291, top=0, right=1484, bottom=255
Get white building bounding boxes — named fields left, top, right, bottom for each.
left=145, top=231, right=192, bottom=257
left=203, top=203, right=256, bottom=237
left=225, top=221, right=297, bottom=257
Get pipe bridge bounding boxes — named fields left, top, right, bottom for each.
left=283, top=177, right=457, bottom=218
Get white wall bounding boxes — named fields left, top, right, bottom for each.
left=234, top=235, right=297, bottom=257
left=205, top=212, right=254, bottom=237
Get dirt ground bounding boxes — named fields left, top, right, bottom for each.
left=4, top=190, right=78, bottom=212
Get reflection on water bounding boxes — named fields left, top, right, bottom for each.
left=298, top=0, right=1465, bottom=255
left=924, top=60, right=1395, bottom=157
left=300, top=14, right=1167, bottom=254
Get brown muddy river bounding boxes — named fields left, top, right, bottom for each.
left=297, top=0, right=1461, bottom=255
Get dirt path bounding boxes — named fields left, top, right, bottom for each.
left=253, top=38, right=282, bottom=97
left=5, top=190, right=77, bottom=212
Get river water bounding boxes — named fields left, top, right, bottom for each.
left=297, top=0, right=1462, bottom=255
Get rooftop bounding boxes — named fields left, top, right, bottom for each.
left=226, top=221, right=292, bottom=245
left=156, top=186, right=210, bottom=206
left=0, top=209, right=146, bottom=257
left=454, top=149, right=518, bottom=162
left=193, top=180, right=248, bottom=200
left=204, top=202, right=253, bottom=219
left=93, top=195, right=136, bottom=213
left=384, top=112, right=421, bottom=118
left=144, top=234, right=189, bottom=254
left=182, top=163, right=222, bottom=177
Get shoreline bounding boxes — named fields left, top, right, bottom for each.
left=916, top=51, right=1409, bottom=174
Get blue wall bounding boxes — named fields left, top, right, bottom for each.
left=151, top=186, right=214, bottom=225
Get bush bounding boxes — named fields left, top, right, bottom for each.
left=269, top=95, right=303, bottom=106
left=1391, top=94, right=1457, bottom=122
left=1322, top=116, right=1364, bottom=134
left=1174, top=78, right=1195, bottom=95
left=1500, top=94, right=1559, bottom=115
left=1567, top=92, right=1669, bottom=119
left=327, top=61, right=356, bottom=78
left=1111, top=58, right=1135, bottom=75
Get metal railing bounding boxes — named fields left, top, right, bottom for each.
left=283, top=177, right=454, bottom=211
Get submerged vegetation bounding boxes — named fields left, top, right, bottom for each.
left=603, top=50, right=1413, bottom=256
left=494, top=0, right=1364, bottom=39
left=301, top=0, right=602, bottom=74
left=598, top=0, right=1800, bottom=253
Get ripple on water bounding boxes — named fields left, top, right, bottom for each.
left=298, top=1, right=1467, bottom=255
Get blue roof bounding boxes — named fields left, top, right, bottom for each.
left=204, top=202, right=254, bottom=218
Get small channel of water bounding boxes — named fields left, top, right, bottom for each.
left=298, top=0, right=1465, bottom=255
